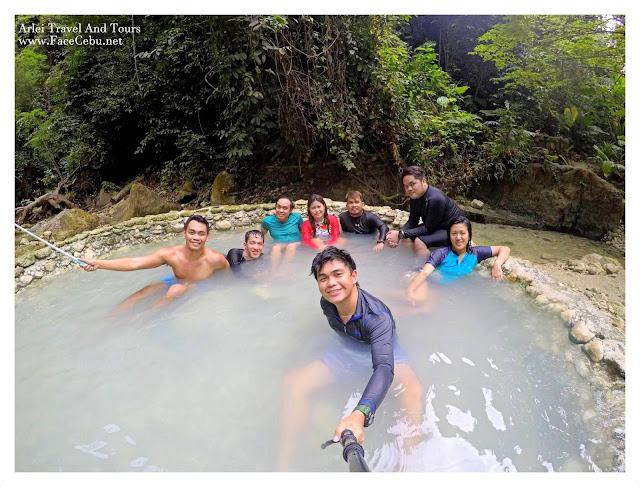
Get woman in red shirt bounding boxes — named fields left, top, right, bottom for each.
left=301, top=194, right=341, bottom=249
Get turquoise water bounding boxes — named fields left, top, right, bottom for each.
left=15, top=230, right=618, bottom=471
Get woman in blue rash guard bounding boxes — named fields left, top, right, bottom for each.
left=406, top=216, right=510, bottom=304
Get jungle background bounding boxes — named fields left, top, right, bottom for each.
left=14, top=15, right=625, bottom=230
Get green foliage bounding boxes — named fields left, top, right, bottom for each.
left=476, top=103, right=536, bottom=182
left=473, top=15, right=625, bottom=158
left=592, top=141, right=625, bottom=179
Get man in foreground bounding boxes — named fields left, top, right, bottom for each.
left=386, top=166, right=464, bottom=257
left=339, top=190, right=389, bottom=251
left=277, top=247, right=423, bottom=470
left=81, top=215, right=229, bottom=309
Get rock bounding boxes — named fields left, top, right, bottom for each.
left=72, top=241, right=86, bottom=252
left=31, top=208, right=100, bottom=242
left=224, top=205, right=244, bottom=213
left=44, top=261, right=56, bottom=272
left=473, top=164, right=624, bottom=239
left=572, top=262, right=587, bottom=273
left=583, top=339, right=604, bottom=363
left=19, top=274, right=33, bottom=285
left=215, top=220, right=232, bottom=231
left=505, top=272, right=518, bottom=283
left=34, top=247, right=53, bottom=259
left=33, top=270, right=44, bottom=279
left=470, top=199, right=484, bottom=209
left=602, top=340, right=625, bottom=376
left=548, top=302, right=565, bottom=313
left=168, top=223, right=184, bottom=233
left=91, top=240, right=103, bottom=249
left=176, top=180, right=197, bottom=204
left=603, top=263, right=621, bottom=274
left=535, top=294, right=549, bottom=305
left=581, top=253, right=603, bottom=265
left=587, top=265, right=603, bottom=275
left=20, top=237, right=29, bottom=245
left=570, top=321, right=595, bottom=344
left=96, top=187, right=115, bottom=209
left=15, top=267, right=23, bottom=277
left=210, top=171, right=236, bottom=205
left=15, top=253, right=36, bottom=268
left=42, top=231, right=52, bottom=239
left=526, top=285, right=539, bottom=297
left=560, top=309, right=577, bottom=324
left=111, top=184, right=180, bottom=223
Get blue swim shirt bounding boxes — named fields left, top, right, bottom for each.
left=261, top=212, right=303, bottom=243
left=426, top=245, right=493, bottom=281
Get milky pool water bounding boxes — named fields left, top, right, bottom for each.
left=15, top=230, right=620, bottom=471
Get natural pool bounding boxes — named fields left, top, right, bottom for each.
left=15, top=229, right=620, bottom=471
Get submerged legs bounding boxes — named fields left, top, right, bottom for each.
left=277, top=360, right=334, bottom=471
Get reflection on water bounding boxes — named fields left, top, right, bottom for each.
left=15, top=230, right=617, bottom=471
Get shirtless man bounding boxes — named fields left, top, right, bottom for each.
left=81, top=215, right=229, bottom=309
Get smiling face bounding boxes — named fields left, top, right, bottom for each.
left=402, top=175, right=428, bottom=199
left=309, top=200, right=326, bottom=223
left=316, top=259, right=358, bottom=306
left=449, top=222, right=470, bottom=254
left=346, top=195, right=364, bottom=218
left=183, top=220, right=209, bottom=250
left=275, top=198, right=293, bottom=222
left=244, top=233, right=265, bottom=260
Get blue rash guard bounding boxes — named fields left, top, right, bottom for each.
left=261, top=213, right=303, bottom=243
left=320, top=287, right=395, bottom=418
left=426, top=245, right=493, bottom=282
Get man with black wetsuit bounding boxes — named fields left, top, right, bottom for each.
left=339, top=190, right=389, bottom=252
left=386, top=165, right=464, bottom=257
left=225, top=229, right=265, bottom=268
left=277, top=247, right=423, bottom=470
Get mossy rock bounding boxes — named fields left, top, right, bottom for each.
left=15, top=253, right=36, bottom=268
left=210, top=171, right=236, bottom=205
left=112, top=183, right=180, bottom=223
left=31, top=209, right=101, bottom=242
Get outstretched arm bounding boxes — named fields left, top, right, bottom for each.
left=81, top=248, right=169, bottom=272
left=490, top=246, right=511, bottom=280
left=407, top=263, right=435, bottom=304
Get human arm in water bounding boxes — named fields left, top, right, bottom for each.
left=489, top=245, right=511, bottom=280
left=300, top=220, right=319, bottom=249
left=370, top=213, right=388, bottom=252
left=326, top=215, right=341, bottom=246
left=333, top=313, right=394, bottom=443
left=81, top=247, right=170, bottom=272
left=407, top=263, right=436, bottom=304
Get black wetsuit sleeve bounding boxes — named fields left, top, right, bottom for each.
left=401, top=199, right=428, bottom=240
left=226, top=248, right=244, bottom=266
left=359, top=313, right=394, bottom=413
left=423, top=191, right=448, bottom=235
left=368, top=212, right=389, bottom=241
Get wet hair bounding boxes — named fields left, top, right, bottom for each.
left=448, top=215, right=473, bottom=253
left=276, top=196, right=294, bottom=213
left=401, top=165, right=426, bottom=181
left=245, top=229, right=264, bottom=243
left=184, top=214, right=210, bottom=233
left=307, top=194, right=330, bottom=238
left=310, top=246, right=356, bottom=280
left=345, top=190, right=363, bottom=202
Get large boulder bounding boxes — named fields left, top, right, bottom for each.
left=31, top=208, right=100, bottom=242
left=473, top=164, right=624, bottom=239
left=210, top=171, right=236, bottom=205
left=112, top=183, right=180, bottom=223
